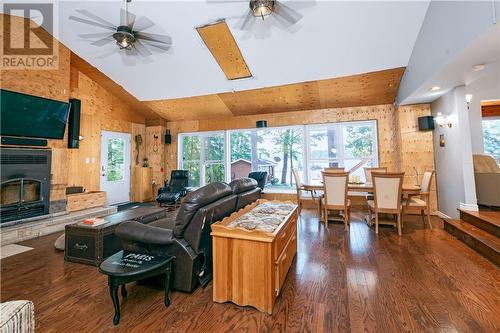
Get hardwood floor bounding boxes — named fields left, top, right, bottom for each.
left=1, top=210, right=499, bottom=333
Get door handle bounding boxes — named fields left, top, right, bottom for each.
left=101, top=165, right=106, bottom=177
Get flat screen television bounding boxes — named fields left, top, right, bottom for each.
left=1, top=89, right=70, bottom=139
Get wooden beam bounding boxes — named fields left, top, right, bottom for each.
left=481, top=100, right=500, bottom=117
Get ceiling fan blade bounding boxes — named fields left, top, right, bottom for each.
left=141, top=41, right=172, bottom=52
left=235, top=11, right=254, bottom=31
left=120, top=8, right=136, bottom=28
left=75, top=9, right=116, bottom=29
left=135, top=32, right=172, bottom=45
left=133, top=40, right=152, bottom=57
left=78, top=32, right=113, bottom=39
left=69, top=16, right=116, bottom=31
left=273, top=1, right=303, bottom=26
left=206, top=0, right=248, bottom=3
left=96, top=47, right=119, bottom=59
left=132, top=16, right=155, bottom=32
left=90, top=36, right=115, bottom=47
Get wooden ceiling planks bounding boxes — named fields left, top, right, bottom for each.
left=196, top=20, right=252, bottom=80
left=145, top=67, right=405, bottom=121
left=144, top=94, right=233, bottom=121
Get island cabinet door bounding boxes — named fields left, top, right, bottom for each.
left=274, top=230, right=297, bottom=296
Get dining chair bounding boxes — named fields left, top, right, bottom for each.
left=403, top=170, right=435, bottom=229
left=324, top=167, right=345, bottom=173
left=364, top=167, right=388, bottom=183
left=321, top=171, right=350, bottom=230
left=368, top=172, right=405, bottom=236
left=292, top=168, right=322, bottom=218
left=363, top=167, right=387, bottom=200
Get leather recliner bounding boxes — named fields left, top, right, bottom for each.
left=115, top=179, right=260, bottom=292
left=248, top=171, right=268, bottom=192
left=156, top=170, right=189, bottom=206
left=230, top=177, right=261, bottom=210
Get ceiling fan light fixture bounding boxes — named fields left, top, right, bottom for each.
left=113, top=25, right=135, bottom=49
left=250, top=0, right=274, bottom=19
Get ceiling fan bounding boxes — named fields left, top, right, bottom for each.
left=69, top=0, right=172, bottom=57
left=210, top=0, right=307, bottom=31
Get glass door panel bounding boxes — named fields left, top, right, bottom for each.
left=1, top=180, right=20, bottom=206
left=23, top=180, right=41, bottom=203
left=107, top=138, right=125, bottom=182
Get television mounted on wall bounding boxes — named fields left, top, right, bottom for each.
left=0, top=89, right=70, bottom=140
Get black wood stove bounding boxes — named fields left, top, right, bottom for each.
left=0, top=148, right=51, bottom=224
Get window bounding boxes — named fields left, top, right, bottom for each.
left=306, top=121, right=377, bottom=183
left=179, top=132, right=225, bottom=187
left=482, top=118, right=500, bottom=164
left=179, top=120, right=378, bottom=190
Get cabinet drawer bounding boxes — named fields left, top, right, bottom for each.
left=274, top=215, right=297, bottom=259
left=66, top=234, right=96, bottom=261
left=275, top=232, right=297, bottom=296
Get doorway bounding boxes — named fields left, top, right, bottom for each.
left=100, top=131, right=131, bottom=205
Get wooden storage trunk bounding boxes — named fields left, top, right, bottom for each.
left=211, top=199, right=298, bottom=314
left=66, top=191, right=106, bottom=212
left=65, top=207, right=169, bottom=266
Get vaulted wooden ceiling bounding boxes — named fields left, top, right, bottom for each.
left=144, top=67, right=405, bottom=121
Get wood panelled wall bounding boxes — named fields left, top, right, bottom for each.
left=0, top=33, right=146, bottom=208
left=163, top=104, right=438, bottom=212
left=146, top=126, right=167, bottom=193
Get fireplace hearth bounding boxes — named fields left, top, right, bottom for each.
left=1, top=148, right=51, bottom=224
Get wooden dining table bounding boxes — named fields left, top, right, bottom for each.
left=303, top=182, right=421, bottom=194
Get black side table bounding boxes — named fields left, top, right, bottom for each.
left=99, top=250, right=174, bottom=325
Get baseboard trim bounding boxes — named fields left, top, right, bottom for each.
left=437, top=211, right=452, bottom=219
left=459, top=202, right=479, bottom=211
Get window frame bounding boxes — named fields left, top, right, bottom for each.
left=178, top=120, right=379, bottom=191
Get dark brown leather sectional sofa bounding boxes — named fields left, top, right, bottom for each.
left=115, top=178, right=261, bottom=292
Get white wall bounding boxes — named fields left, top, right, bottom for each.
left=431, top=86, right=478, bottom=218
left=466, top=63, right=500, bottom=153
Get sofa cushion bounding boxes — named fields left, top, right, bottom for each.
left=473, top=154, right=500, bottom=173
left=229, top=177, right=257, bottom=194
left=173, top=182, right=232, bottom=237
left=115, top=221, right=174, bottom=245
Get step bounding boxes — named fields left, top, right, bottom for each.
left=459, top=209, right=500, bottom=237
left=444, top=219, right=500, bottom=267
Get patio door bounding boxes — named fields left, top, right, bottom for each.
left=100, top=131, right=131, bottom=205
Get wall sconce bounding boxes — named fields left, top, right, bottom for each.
left=465, top=94, right=473, bottom=110
left=435, top=112, right=452, bottom=128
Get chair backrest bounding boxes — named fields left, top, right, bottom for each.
left=372, top=172, right=404, bottom=211
left=292, top=168, right=302, bottom=189
left=364, top=167, right=388, bottom=183
left=169, top=170, right=189, bottom=193
left=322, top=171, right=349, bottom=207
left=248, top=171, right=268, bottom=190
left=420, top=170, right=434, bottom=193
left=324, top=167, right=345, bottom=173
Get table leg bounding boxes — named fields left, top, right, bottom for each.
left=121, top=284, right=127, bottom=298
left=164, top=264, right=171, bottom=307
left=108, top=277, right=120, bottom=325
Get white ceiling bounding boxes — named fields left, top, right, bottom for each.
left=400, top=24, right=500, bottom=105
left=46, top=1, right=429, bottom=100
